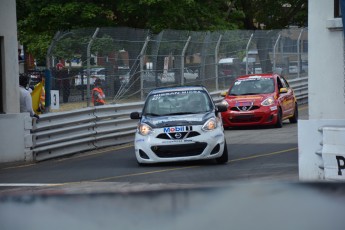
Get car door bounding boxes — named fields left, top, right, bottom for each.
left=277, top=76, right=294, bottom=117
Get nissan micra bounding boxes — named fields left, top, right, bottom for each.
left=220, top=74, right=298, bottom=128
left=130, top=86, right=228, bottom=165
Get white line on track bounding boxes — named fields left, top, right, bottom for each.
left=0, top=183, right=62, bottom=187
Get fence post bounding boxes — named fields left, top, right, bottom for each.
left=140, top=36, right=150, bottom=100
left=245, top=33, right=254, bottom=75
left=215, top=35, right=222, bottom=90
left=181, top=36, right=191, bottom=85
left=273, top=33, right=281, bottom=73
left=86, top=28, right=100, bottom=107
left=45, top=31, right=61, bottom=113
left=297, top=28, right=304, bottom=78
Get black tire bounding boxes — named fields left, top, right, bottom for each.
left=289, top=103, right=298, bottom=123
left=216, top=141, right=228, bottom=164
left=275, top=108, right=283, bottom=128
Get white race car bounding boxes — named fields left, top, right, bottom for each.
left=130, top=86, right=228, bottom=165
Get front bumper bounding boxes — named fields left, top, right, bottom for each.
left=221, top=106, right=278, bottom=127
left=134, top=126, right=225, bottom=164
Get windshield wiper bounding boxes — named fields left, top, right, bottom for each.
left=162, top=112, right=195, bottom=116
left=145, top=113, right=160, bottom=116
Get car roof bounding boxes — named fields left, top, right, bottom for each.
left=236, top=73, right=279, bottom=80
left=148, top=86, right=207, bottom=95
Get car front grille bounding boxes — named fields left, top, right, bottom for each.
left=230, top=105, right=260, bottom=111
left=151, top=143, right=207, bottom=158
left=156, top=131, right=200, bottom=140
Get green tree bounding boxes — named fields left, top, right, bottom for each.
left=17, top=0, right=114, bottom=62
left=232, top=0, right=307, bottom=72
left=17, top=0, right=307, bottom=63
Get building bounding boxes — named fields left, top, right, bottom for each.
left=0, top=0, right=32, bottom=163
left=298, top=0, right=345, bottom=180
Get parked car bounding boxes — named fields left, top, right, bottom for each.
left=220, top=73, right=298, bottom=128
left=74, top=68, right=106, bottom=87
left=253, top=63, right=262, bottom=74
left=158, top=72, right=175, bottom=84
left=117, top=66, right=130, bottom=85
left=159, top=68, right=199, bottom=83
left=182, top=67, right=199, bottom=81
left=288, top=62, right=299, bottom=74
left=75, top=67, right=129, bottom=90
left=130, top=86, right=228, bottom=165
left=301, top=61, right=308, bottom=72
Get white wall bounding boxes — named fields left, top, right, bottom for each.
left=0, top=0, right=28, bottom=163
left=0, top=113, right=33, bottom=162
left=1, top=0, right=20, bottom=113
left=309, top=0, right=345, bottom=119
left=299, top=0, right=345, bottom=180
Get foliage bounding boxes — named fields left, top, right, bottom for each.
left=16, top=0, right=307, bottom=63
left=234, top=0, right=308, bottom=29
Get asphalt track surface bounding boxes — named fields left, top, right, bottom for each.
left=2, top=105, right=345, bottom=230
left=0, top=105, right=308, bottom=190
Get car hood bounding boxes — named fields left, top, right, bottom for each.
left=225, top=94, right=274, bottom=106
left=142, top=112, right=215, bottom=128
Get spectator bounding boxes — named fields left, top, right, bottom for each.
left=19, top=73, right=39, bottom=119
left=31, top=74, right=45, bottom=114
left=92, top=78, right=105, bottom=106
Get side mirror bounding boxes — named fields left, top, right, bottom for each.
left=130, top=112, right=141, bottom=119
left=216, top=103, right=228, bottom=113
left=279, top=88, right=288, bottom=94
left=220, top=91, right=227, bottom=97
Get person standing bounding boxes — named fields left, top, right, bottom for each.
left=92, top=78, right=105, bottom=106
left=19, top=73, right=39, bottom=119
left=31, top=74, right=45, bottom=114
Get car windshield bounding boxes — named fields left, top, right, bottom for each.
left=143, top=90, right=213, bottom=116
left=229, top=77, right=274, bottom=95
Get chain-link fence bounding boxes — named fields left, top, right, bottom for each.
left=46, top=27, right=308, bottom=109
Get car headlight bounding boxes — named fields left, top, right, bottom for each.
left=202, top=118, right=217, bottom=131
left=261, top=97, right=275, bottom=106
left=138, top=123, right=153, bottom=136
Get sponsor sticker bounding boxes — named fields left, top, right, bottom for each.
left=152, top=117, right=202, bottom=125
left=163, top=126, right=190, bottom=133
left=270, top=106, right=277, bottom=111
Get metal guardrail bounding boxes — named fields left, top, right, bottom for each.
left=31, top=78, right=308, bottom=162
left=288, top=77, right=308, bottom=105
left=32, top=102, right=142, bottom=161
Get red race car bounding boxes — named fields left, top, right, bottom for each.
left=220, top=73, right=298, bottom=128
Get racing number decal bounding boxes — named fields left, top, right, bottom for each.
left=53, top=94, right=57, bottom=106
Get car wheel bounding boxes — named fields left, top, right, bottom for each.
left=289, top=103, right=298, bottom=123
left=275, top=108, right=283, bottom=128
left=216, top=141, right=228, bottom=164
